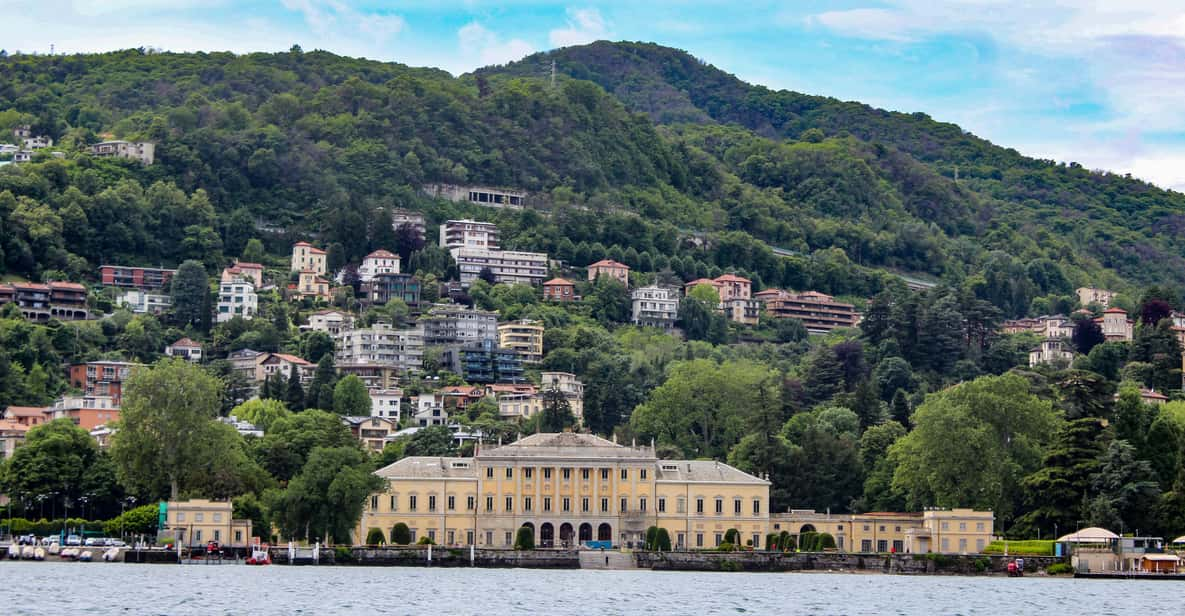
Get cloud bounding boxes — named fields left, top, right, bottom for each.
left=281, top=0, right=405, bottom=43
left=807, top=8, right=918, bottom=42
left=548, top=7, right=608, bottom=48
left=458, top=22, right=535, bottom=68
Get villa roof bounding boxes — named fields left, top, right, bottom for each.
left=480, top=432, right=650, bottom=460
left=714, top=274, right=751, bottom=284
left=589, top=259, right=629, bottom=269
left=684, top=278, right=717, bottom=288
left=1103, top=307, right=1128, bottom=314
left=375, top=456, right=478, bottom=480
left=543, top=277, right=573, bottom=286
left=169, top=337, right=201, bottom=348
left=269, top=353, right=312, bottom=366
left=366, top=249, right=399, bottom=259
left=1058, top=527, right=1119, bottom=542
left=233, top=261, right=263, bottom=269
left=3, top=406, right=49, bottom=418
left=655, top=460, right=769, bottom=485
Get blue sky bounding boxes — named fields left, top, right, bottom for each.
left=4, top=1, right=1185, bottom=191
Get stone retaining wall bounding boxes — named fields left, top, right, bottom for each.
left=635, top=551, right=1065, bottom=575
left=270, top=546, right=579, bottom=568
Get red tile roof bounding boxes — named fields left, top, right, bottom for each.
left=4, top=406, right=49, bottom=418
left=589, top=259, right=629, bottom=269
left=714, top=274, right=751, bottom=284
left=544, top=278, right=574, bottom=286
left=1103, top=307, right=1128, bottom=314
left=684, top=278, right=717, bottom=288
left=169, top=337, right=201, bottom=348
left=271, top=353, right=312, bottom=366
left=366, top=250, right=398, bottom=259
left=48, top=281, right=86, bottom=290
left=233, top=261, right=263, bottom=269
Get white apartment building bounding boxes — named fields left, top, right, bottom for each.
left=439, top=219, right=500, bottom=251
left=359, top=249, right=401, bottom=282
left=414, top=392, right=447, bottom=426
left=118, top=289, right=172, bottom=314
left=451, top=247, right=548, bottom=286
left=89, top=140, right=154, bottom=165
left=369, top=388, right=403, bottom=421
left=420, top=304, right=498, bottom=346
left=540, top=371, right=584, bottom=419
left=631, top=285, right=680, bottom=330
left=216, top=277, right=258, bottom=323
left=335, top=323, right=424, bottom=372
left=305, top=309, right=355, bottom=335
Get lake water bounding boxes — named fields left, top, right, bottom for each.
left=0, top=561, right=1165, bottom=615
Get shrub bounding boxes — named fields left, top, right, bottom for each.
left=654, top=528, right=672, bottom=552
left=334, top=546, right=353, bottom=562
left=1046, top=563, right=1074, bottom=575
left=799, top=531, right=818, bottom=552
left=514, top=526, right=535, bottom=550
left=982, top=540, right=1054, bottom=556
left=716, top=542, right=735, bottom=552
left=645, top=526, right=659, bottom=550
left=159, top=536, right=176, bottom=547
left=365, top=528, right=386, bottom=546
left=416, top=536, right=435, bottom=545
left=391, top=523, right=411, bottom=545
left=779, top=531, right=795, bottom=552
left=724, top=528, right=740, bottom=546
left=816, top=533, right=836, bottom=550
left=719, top=559, right=742, bottom=572
left=765, top=533, right=779, bottom=551
left=974, top=557, right=991, bottom=572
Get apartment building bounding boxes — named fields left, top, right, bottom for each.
left=439, top=219, right=499, bottom=251
left=489, top=384, right=542, bottom=419
left=755, top=289, right=860, bottom=334
left=498, top=320, right=544, bottom=363
left=67, top=361, right=142, bottom=408
left=290, top=242, right=327, bottom=275
left=359, top=250, right=401, bottom=282
left=631, top=285, right=679, bottom=330
left=540, top=371, right=584, bottom=420
left=451, top=247, right=548, bottom=286
left=90, top=140, right=155, bottom=165
left=305, top=309, right=355, bottom=335
left=335, top=323, right=425, bottom=373
left=587, top=259, right=630, bottom=287
left=441, top=339, right=525, bottom=384
left=99, top=265, right=176, bottom=290
left=1077, top=287, right=1117, bottom=308
left=216, top=277, right=258, bottom=322
left=426, top=183, right=525, bottom=209
left=0, top=281, right=89, bottom=322
left=543, top=278, right=578, bottom=302
left=1101, top=308, right=1134, bottom=342
left=356, top=433, right=770, bottom=549
left=366, top=272, right=421, bottom=307
left=391, top=209, right=427, bottom=241
left=49, top=395, right=119, bottom=430
left=368, top=388, right=403, bottom=421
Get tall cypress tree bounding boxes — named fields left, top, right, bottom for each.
left=286, top=365, right=305, bottom=412
left=306, top=354, right=338, bottom=410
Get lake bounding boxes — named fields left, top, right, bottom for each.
left=0, top=561, right=1164, bottom=615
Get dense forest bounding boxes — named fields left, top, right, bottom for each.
left=3, top=42, right=1185, bottom=541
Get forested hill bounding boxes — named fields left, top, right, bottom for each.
left=1, top=43, right=1185, bottom=315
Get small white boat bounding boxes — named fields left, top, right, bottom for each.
left=21, top=546, right=35, bottom=560
left=6, top=544, right=19, bottom=560
left=33, top=547, right=45, bottom=561
left=60, top=548, right=78, bottom=560
left=47, top=543, right=61, bottom=556
left=78, top=550, right=93, bottom=562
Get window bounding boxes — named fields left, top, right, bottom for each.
left=941, top=538, right=950, bottom=551
left=447, top=496, right=455, bottom=511
left=467, top=530, right=475, bottom=546
left=677, top=498, right=686, bottom=514
left=959, top=522, right=967, bottom=531
left=486, top=531, right=493, bottom=545
left=390, top=495, right=398, bottom=511
left=895, top=526, right=901, bottom=532
left=485, top=496, right=494, bottom=512
left=486, top=467, right=494, bottom=478
left=195, top=513, right=204, bottom=523
left=958, top=538, right=968, bottom=553
left=620, top=497, right=628, bottom=513
left=562, top=468, right=571, bottom=480
left=892, top=540, right=904, bottom=553
left=658, top=498, right=666, bottom=513
left=879, top=525, right=886, bottom=532
left=696, top=498, right=704, bottom=514
left=409, top=495, right=418, bottom=511
left=505, top=496, right=513, bottom=512
left=877, top=540, right=888, bottom=553
left=504, top=531, right=512, bottom=546
left=427, top=530, right=436, bottom=543
left=506, top=467, right=513, bottom=479
left=696, top=533, right=704, bottom=548
left=467, top=496, right=475, bottom=511
left=214, top=530, right=221, bottom=542
left=544, top=497, right=552, bottom=512
left=213, top=513, right=223, bottom=523
left=734, top=500, right=742, bottom=515
left=621, top=469, right=628, bottom=480
left=640, top=497, right=647, bottom=512
left=753, top=499, right=760, bottom=515
left=563, top=498, right=571, bottom=512
left=715, top=499, right=723, bottom=515
left=976, top=539, right=986, bottom=552
left=582, top=498, right=590, bottom=512
left=582, top=468, right=590, bottom=480
left=601, top=498, right=609, bottom=513
left=640, top=469, right=647, bottom=481
left=195, top=530, right=202, bottom=542
left=524, top=467, right=533, bottom=479
left=976, top=522, right=985, bottom=532
left=941, top=522, right=949, bottom=531
left=524, top=497, right=533, bottom=512
left=863, top=525, right=870, bottom=532
left=447, top=531, right=455, bottom=545
left=428, top=495, right=437, bottom=512
left=544, top=468, right=552, bottom=480
left=677, top=533, right=685, bottom=548
left=234, top=530, right=242, bottom=543
left=715, top=533, right=723, bottom=547
left=861, top=540, right=873, bottom=552
left=601, top=468, right=609, bottom=481
left=370, top=495, right=379, bottom=510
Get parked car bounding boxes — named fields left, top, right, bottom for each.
left=65, top=534, right=82, bottom=546
left=42, top=535, right=60, bottom=545
left=17, top=534, right=36, bottom=545
left=84, top=537, right=104, bottom=546
left=107, top=539, right=126, bottom=547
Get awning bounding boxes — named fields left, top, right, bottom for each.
left=1058, top=527, right=1119, bottom=543
left=1142, top=554, right=1180, bottom=562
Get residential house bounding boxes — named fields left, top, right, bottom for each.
left=366, top=272, right=421, bottom=307
left=304, top=309, right=354, bottom=335
left=1029, top=338, right=1075, bottom=367
left=293, top=270, right=331, bottom=302
left=23, top=135, right=52, bottom=149
left=772, top=508, right=994, bottom=555
left=335, top=323, right=424, bottom=373
left=425, top=183, right=525, bottom=209
left=441, top=339, right=526, bottom=384
left=117, top=289, right=171, bottom=314
left=755, top=289, right=860, bottom=334
left=686, top=275, right=760, bottom=325
left=356, top=433, right=770, bottom=549
left=0, top=420, right=30, bottom=459
left=49, top=395, right=119, bottom=430
left=164, top=499, right=252, bottom=549
left=12, top=150, right=33, bottom=163
left=100, top=265, right=176, bottom=290
left=540, top=371, right=584, bottom=420
left=221, top=261, right=264, bottom=287
left=439, top=219, right=499, bottom=251
left=422, top=304, right=498, bottom=347
left=220, top=415, right=263, bottom=438
left=1101, top=308, right=1134, bottom=342
left=368, top=388, right=403, bottom=421
left=258, top=353, right=315, bottom=384
left=631, top=285, right=679, bottom=330
left=1077, top=287, right=1118, bottom=308
left=437, top=385, right=488, bottom=413
left=451, top=247, right=548, bottom=286
left=217, top=276, right=258, bottom=322
left=343, top=416, right=400, bottom=451
left=165, top=338, right=203, bottom=362
left=68, top=361, right=141, bottom=407
left=2, top=405, right=50, bottom=428
left=390, top=209, right=427, bottom=241
left=489, top=384, right=541, bottom=419
left=290, top=242, right=327, bottom=275
left=228, top=349, right=266, bottom=385
left=587, top=259, right=630, bottom=287
left=413, top=393, right=447, bottom=426
left=1140, top=389, right=1169, bottom=405
left=90, top=140, right=155, bottom=165
left=359, top=249, right=401, bottom=282
left=543, top=278, right=578, bottom=302
left=498, top=320, right=544, bottom=363
left=0, top=281, right=89, bottom=322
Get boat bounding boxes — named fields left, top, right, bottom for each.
left=78, top=550, right=93, bottom=562
left=47, top=543, right=61, bottom=556
left=33, top=547, right=45, bottom=561
left=246, top=544, right=271, bottom=565
left=6, top=544, right=19, bottom=560
left=20, top=546, right=35, bottom=560
left=60, top=548, right=78, bottom=560
left=103, top=548, right=120, bottom=562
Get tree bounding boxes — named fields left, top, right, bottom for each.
left=654, top=527, right=672, bottom=551
left=171, top=260, right=208, bottom=328
left=302, top=331, right=334, bottom=364
left=780, top=407, right=863, bottom=512
left=111, top=359, right=224, bottom=500
left=1071, top=319, right=1105, bottom=355
left=587, top=277, right=630, bottom=325
left=0, top=418, right=117, bottom=513
left=231, top=398, right=290, bottom=432
left=582, top=356, right=640, bottom=435
left=1128, top=320, right=1183, bottom=392
left=269, top=446, right=382, bottom=544
left=678, top=293, right=726, bottom=344
left=253, top=409, right=357, bottom=482
left=872, top=357, right=912, bottom=402
left=802, top=347, right=844, bottom=405
left=307, top=354, right=338, bottom=411
left=1057, top=370, right=1115, bottom=420
left=478, top=267, right=497, bottom=285
left=401, top=426, right=456, bottom=457
left=889, top=374, right=1063, bottom=525
left=391, top=522, right=412, bottom=545
left=333, top=374, right=370, bottom=416
left=1014, top=417, right=1108, bottom=537
left=240, top=238, right=265, bottom=264
left=365, top=528, right=386, bottom=545
left=1140, top=299, right=1173, bottom=327
left=539, top=387, right=575, bottom=432
left=889, top=389, right=912, bottom=427
left=514, top=526, right=535, bottom=550
left=1086, top=439, right=1160, bottom=533
left=285, top=365, right=305, bottom=412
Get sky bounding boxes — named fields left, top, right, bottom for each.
left=3, top=1, right=1185, bottom=191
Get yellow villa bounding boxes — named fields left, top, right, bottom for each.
left=772, top=508, right=994, bottom=554
left=356, top=432, right=770, bottom=549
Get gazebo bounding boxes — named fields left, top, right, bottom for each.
left=1058, top=527, right=1119, bottom=543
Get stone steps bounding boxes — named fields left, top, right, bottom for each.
left=579, top=550, right=637, bottom=570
